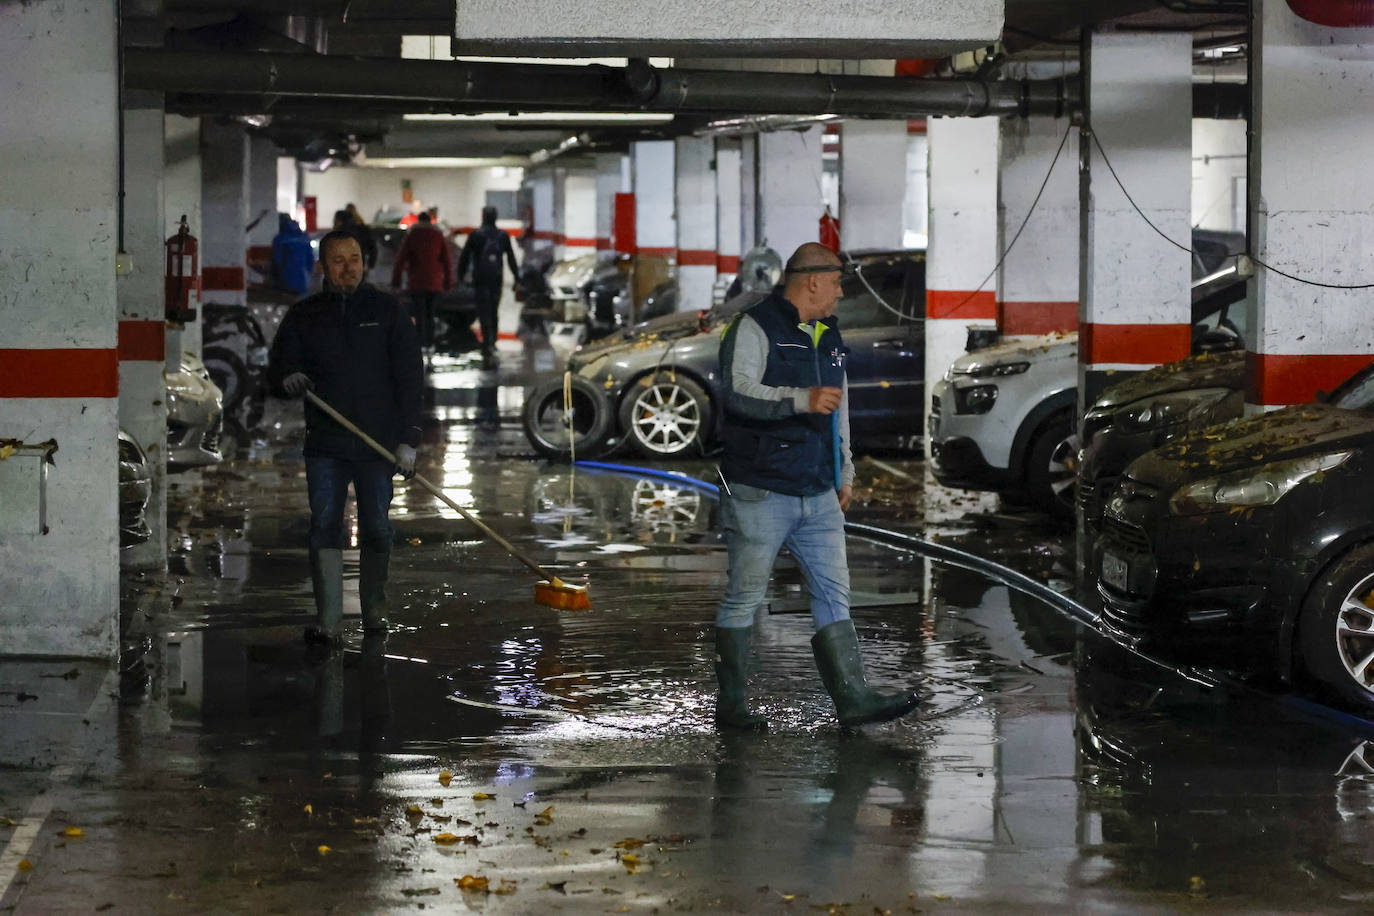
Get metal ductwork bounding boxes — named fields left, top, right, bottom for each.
left=125, top=48, right=1080, bottom=119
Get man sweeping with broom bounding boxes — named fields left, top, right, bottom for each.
left=270, top=230, right=424, bottom=648
left=713, top=242, right=921, bottom=730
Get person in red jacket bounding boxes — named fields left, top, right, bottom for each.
left=390, top=210, right=453, bottom=350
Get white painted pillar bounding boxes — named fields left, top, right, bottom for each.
left=903, top=128, right=929, bottom=248
left=839, top=120, right=907, bottom=251
left=593, top=152, right=627, bottom=254
left=739, top=134, right=758, bottom=254
left=0, top=1, right=120, bottom=657
left=558, top=171, right=598, bottom=259
left=715, top=139, right=743, bottom=284
left=200, top=120, right=250, bottom=307
left=757, top=126, right=824, bottom=260
left=632, top=140, right=676, bottom=258
left=164, top=114, right=203, bottom=355
left=1079, top=32, right=1193, bottom=408
left=675, top=136, right=717, bottom=311
left=925, top=117, right=1000, bottom=452
left=1248, top=5, right=1374, bottom=408
left=118, top=102, right=170, bottom=573
left=247, top=134, right=278, bottom=286
left=527, top=169, right=555, bottom=256
left=550, top=166, right=567, bottom=258
left=998, top=117, right=1079, bottom=337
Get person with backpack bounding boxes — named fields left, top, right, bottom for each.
left=391, top=210, right=453, bottom=351
left=458, top=206, right=519, bottom=370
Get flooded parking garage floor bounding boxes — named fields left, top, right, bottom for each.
left=8, top=352, right=1374, bottom=913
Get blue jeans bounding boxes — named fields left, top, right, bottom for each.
left=305, top=455, right=395, bottom=552
left=715, top=482, right=850, bottom=630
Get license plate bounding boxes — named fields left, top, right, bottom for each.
left=1101, top=551, right=1129, bottom=592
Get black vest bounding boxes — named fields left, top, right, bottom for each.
left=720, top=293, right=847, bottom=496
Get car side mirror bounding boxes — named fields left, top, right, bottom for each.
left=1193, top=327, right=1242, bottom=354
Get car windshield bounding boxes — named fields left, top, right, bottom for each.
left=1328, top=363, right=1374, bottom=410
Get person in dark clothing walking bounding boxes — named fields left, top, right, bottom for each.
left=712, top=242, right=921, bottom=730
left=458, top=206, right=519, bottom=369
left=391, top=210, right=453, bottom=351
left=333, top=208, right=378, bottom=273
left=270, top=231, right=424, bottom=647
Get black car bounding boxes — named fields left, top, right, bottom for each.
left=1096, top=361, right=1374, bottom=709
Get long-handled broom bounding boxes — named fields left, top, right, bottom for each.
left=304, top=390, right=591, bottom=611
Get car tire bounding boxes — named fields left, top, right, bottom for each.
left=618, top=373, right=712, bottom=459
left=1024, top=409, right=1079, bottom=521
left=1299, top=543, right=1374, bottom=712
left=522, top=375, right=613, bottom=460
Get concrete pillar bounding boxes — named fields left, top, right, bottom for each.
left=1079, top=32, right=1193, bottom=409
left=118, top=102, right=170, bottom=573
left=593, top=153, right=627, bottom=253
left=675, top=136, right=717, bottom=311
left=164, top=115, right=202, bottom=355
left=527, top=169, right=555, bottom=256
left=0, top=1, right=120, bottom=657
left=715, top=139, right=743, bottom=282
left=557, top=170, right=597, bottom=259
left=247, top=135, right=278, bottom=287
left=632, top=140, right=676, bottom=307
left=903, top=128, right=929, bottom=248
left=757, top=126, right=824, bottom=260
left=1248, top=5, right=1374, bottom=408
left=998, top=117, right=1079, bottom=337
left=739, top=134, right=758, bottom=254
left=200, top=121, right=250, bottom=308
left=839, top=120, right=907, bottom=251
left=925, top=117, right=1000, bottom=454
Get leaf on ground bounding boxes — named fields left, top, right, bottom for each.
left=17, top=859, right=33, bottom=871
left=317, top=845, right=332, bottom=856
left=493, top=879, right=518, bottom=895
left=620, top=853, right=641, bottom=873
left=612, top=837, right=645, bottom=850
left=303, top=804, right=313, bottom=816
left=431, top=814, right=452, bottom=823
left=437, top=770, right=453, bottom=786
left=352, top=816, right=377, bottom=826
left=455, top=874, right=489, bottom=892
left=401, top=887, right=441, bottom=897
left=472, top=792, right=494, bottom=801
left=545, top=881, right=567, bottom=894
left=61, top=826, right=84, bottom=838
left=407, top=538, right=422, bottom=546
left=405, top=804, right=424, bottom=817
left=429, top=798, right=444, bottom=807
left=432, top=833, right=479, bottom=846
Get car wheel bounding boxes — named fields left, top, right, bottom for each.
left=1024, top=409, right=1079, bottom=521
left=618, top=374, right=712, bottom=459
left=1299, top=543, right=1374, bottom=711
left=522, top=375, right=613, bottom=460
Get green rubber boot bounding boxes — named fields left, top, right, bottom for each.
left=305, top=548, right=345, bottom=648
left=359, top=546, right=391, bottom=634
left=714, top=626, right=767, bottom=731
left=811, top=619, right=920, bottom=727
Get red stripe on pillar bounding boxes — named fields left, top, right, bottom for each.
left=677, top=249, right=716, bottom=267
left=531, top=230, right=557, bottom=242
left=717, top=254, right=741, bottom=273
left=637, top=246, right=675, bottom=258
left=596, top=237, right=612, bottom=250
left=202, top=266, right=245, bottom=291
left=926, top=289, right=997, bottom=320
left=999, top=301, right=1077, bottom=336
left=1080, top=323, right=1190, bottom=365
left=117, top=320, right=166, bottom=362
left=1246, top=352, right=1374, bottom=406
left=561, top=236, right=598, bottom=248
left=247, top=245, right=272, bottom=261
left=0, top=349, right=119, bottom=397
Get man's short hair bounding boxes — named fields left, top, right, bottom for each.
left=417, top=211, right=432, bottom=223
left=319, top=230, right=359, bottom=260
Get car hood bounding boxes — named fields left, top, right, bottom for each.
left=1093, top=350, right=1246, bottom=410
left=1130, top=402, right=1374, bottom=484
left=950, top=331, right=1078, bottom=372
left=570, top=310, right=706, bottom=365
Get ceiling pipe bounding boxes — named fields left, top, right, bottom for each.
left=125, top=48, right=1079, bottom=118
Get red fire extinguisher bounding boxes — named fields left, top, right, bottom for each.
left=819, top=207, right=841, bottom=254
left=165, top=215, right=199, bottom=323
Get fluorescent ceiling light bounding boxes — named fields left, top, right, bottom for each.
left=356, top=156, right=529, bottom=168
left=403, top=111, right=674, bottom=124
left=401, top=36, right=671, bottom=68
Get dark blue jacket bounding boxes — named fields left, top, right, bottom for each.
left=269, top=283, right=424, bottom=460
left=719, top=292, right=847, bottom=496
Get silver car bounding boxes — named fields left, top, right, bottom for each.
left=167, top=354, right=225, bottom=471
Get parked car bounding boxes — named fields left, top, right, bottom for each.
left=929, top=266, right=1246, bottom=519
left=521, top=249, right=926, bottom=459
left=1095, top=360, right=1374, bottom=711
left=202, top=304, right=268, bottom=445
left=118, top=429, right=152, bottom=549
left=166, top=354, right=225, bottom=471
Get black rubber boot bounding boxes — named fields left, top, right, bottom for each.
left=359, top=547, right=391, bottom=635
left=811, top=619, right=920, bottom=727
left=305, top=548, right=345, bottom=650
left=714, top=627, right=767, bottom=731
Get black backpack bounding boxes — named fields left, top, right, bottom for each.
left=477, top=230, right=505, bottom=279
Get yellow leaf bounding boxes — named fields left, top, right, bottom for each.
left=621, top=853, right=640, bottom=873
left=0, top=445, right=13, bottom=460
left=438, top=770, right=453, bottom=786
left=612, top=837, right=645, bottom=849
left=406, top=804, right=424, bottom=816
left=1190, top=876, right=1206, bottom=893
left=432, top=833, right=462, bottom=845
left=934, top=894, right=951, bottom=900
left=537, top=805, right=554, bottom=819
left=61, top=827, right=84, bottom=838
left=408, top=537, right=422, bottom=546
left=472, top=792, right=494, bottom=801
left=303, top=804, right=313, bottom=816
left=779, top=893, right=796, bottom=902
left=17, top=859, right=33, bottom=871
left=317, top=845, right=332, bottom=856
left=456, top=874, right=489, bottom=891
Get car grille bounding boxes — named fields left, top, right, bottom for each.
left=1103, top=516, right=1151, bottom=554
left=1078, top=474, right=1118, bottom=525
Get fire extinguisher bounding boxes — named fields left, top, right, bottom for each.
left=165, top=214, right=199, bottom=323
left=818, top=207, right=841, bottom=254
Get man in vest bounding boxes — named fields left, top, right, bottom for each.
left=458, top=206, right=519, bottom=370
left=714, top=242, right=921, bottom=730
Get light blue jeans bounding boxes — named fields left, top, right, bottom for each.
left=715, top=482, right=851, bottom=630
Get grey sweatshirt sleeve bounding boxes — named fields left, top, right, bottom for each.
left=838, top=375, right=854, bottom=488
left=720, top=314, right=812, bottom=419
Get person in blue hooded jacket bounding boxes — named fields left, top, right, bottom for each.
left=271, top=213, right=315, bottom=295
left=712, top=242, right=921, bottom=730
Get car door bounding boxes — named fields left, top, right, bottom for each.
left=834, top=258, right=925, bottom=447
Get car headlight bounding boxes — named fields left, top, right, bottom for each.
left=1115, top=387, right=1232, bottom=433
left=954, top=384, right=998, bottom=414
left=1168, top=450, right=1352, bottom=515
left=949, top=360, right=1030, bottom=381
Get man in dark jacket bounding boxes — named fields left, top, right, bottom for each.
left=270, top=231, right=424, bottom=646
left=458, top=206, right=519, bottom=369
left=712, top=242, right=920, bottom=730
left=391, top=210, right=453, bottom=351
